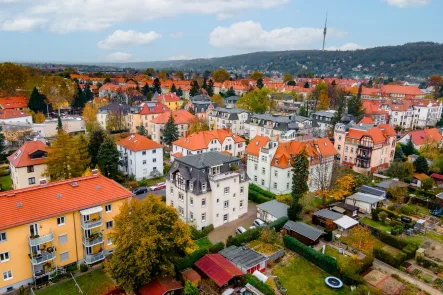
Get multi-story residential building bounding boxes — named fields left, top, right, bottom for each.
left=153, top=93, right=181, bottom=110
left=334, top=122, right=396, bottom=173
left=0, top=110, right=32, bottom=124
left=0, top=173, right=132, bottom=293
left=246, top=136, right=337, bottom=194
left=127, top=102, right=170, bottom=134
left=166, top=152, right=249, bottom=230
left=32, top=117, right=86, bottom=138
left=8, top=141, right=49, bottom=189
left=311, top=110, right=337, bottom=131
left=116, top=134, right=164, bottom=180
left=184, top=95, right=216, bottom=121
left=97, top=103, right=131, bottom=132
left=208, top=108, right=251, bottom=136
left=362, top=101, right=389, bottom=125
left=98, top=83, right=122, bottom=99
left=244, top=114, right=311, bottom=140
left=151, top=110, right=196, bottom=144
left=223, top=96, right=240, bottom=108
left=361, top=85, right=425, bottom=99
left=398, top=128, right=443, bottom=149
left=0, top=97, right=28, bottom=110
left=171, top=129, right=246, bottom=160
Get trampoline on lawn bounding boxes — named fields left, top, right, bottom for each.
left=325, top=276, right=343, bottom=289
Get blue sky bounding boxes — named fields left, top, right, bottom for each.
left=0, top=0, right=441, bottom=63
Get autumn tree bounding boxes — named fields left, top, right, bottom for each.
left=387, top=184, right=408, bottom=203
left=76, top=133, right=91, bottom=171
left=210, top=94, right=224, bottom=107
left=33, top=112, right=46, bottom=123
left=347, top=226, right=375, bottom=253
left=175, top=71, right=185, bottom=80
left=88, top=126, right=106, bottom=168
left=39, top=74, right=76, bottom=109
left=311, top=159, right=334, bottom=204
left=106, top=109, right=126, bottom=132
left=288, top=150, right=309, bottom=221
left=183, top=281, right=198, bottom=295
left=250, top=71, right=264, bottom=80
left=159, top=70, right=169, bottom=80
left=332, top=174, right=356, bottom=200
left=187, top=117, right=209, bottom=133
left=97, top=137, right=120, bottom=179
left=82, top=103, right=98, bottom=133
left=347, top=94, right=365, bottom=120
left=162, top=114, right=179, bottom=145
left=237, top=88, right=271, bottom=114
left=0, top=62, right=30, bottom=96
left=316, top=89, right=330, bottom=110
left=212, top=69, right=230, bottom=83
left=283, top=73, right=293, bottom=83
left=144, top=68, right=156, bottom=76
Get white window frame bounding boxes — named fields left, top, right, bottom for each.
left=224, top=187, right=229, bottom=195
left=105, top=204, right=112, bottom=213
left=240, top=186, right=244, bottom=194
left=0, top=252, right=10, bottom=263
left=3, top=270, right=12, bottom=281
left=106, top=220, right=114, bottom=229
left=202, top=198, right=206, bottom=208
left=201, top=213, right=206, bottom=223
left=58, top=234, right=68, bottom=244
left=240, top=200, right=244, bottom=209
left=57, top=216, right=65, bottom=226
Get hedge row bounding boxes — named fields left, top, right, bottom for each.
left=249, top=190, right=273, bottom=204
left=209, top=242, right=225, bottom=253
left=176, top=248, right=208, bottom=271
left=249, top=184, right=276, bottom=199
left=242, top=273, right=275, bottom=295
left=373, top=247, right=406, bottom=268
left=190, top=224, right=214, bottom=240
left=227, top=227, right=262, bottom=247
left=268, top=217, right=289, bottom=232
left=416, top=255, right=443, bottom=272
left=283, top=235, right=338, bottom=274
left=379, top=232, right=417, bottom=259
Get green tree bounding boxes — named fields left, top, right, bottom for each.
left=299, top=105, right=309, bottom=117
left=413, top=156, right=429, bottom=174
left=142, top=83, right=151, bottom=97
left=283, top=73, right=293, bottom=83
left=347, top=95, right=365, bottom=120
left=176, top=87, right=183, bottom=98
left=201, top=78, right=208, bottom=91
left=401, top=138, right=417, bottom=156
left=225, top=87, right=236, bottom=97
left=0, top=126, right=5, bottom=161
left=144, top=68, right=156, bottom=76
left=422, top=178, right=434, bottom=191
left=163, top=114, right=179, bottom=145
left=394, top=145, right=405, bottom=161
left=97, top=137, right=119, bottom=179
left=387, top=161, right=414, bottom=180
left=256, top=78, right=264, bottom=89
left=153, top=78, right=161, bottom=94
left=331, top=95, right=345, bottom=127
left=207, top=79, right=214, bottom=97
left=250, top=71, right=264, bottom=80
left=212, top=69, right=230, bottom=83
left=71, top=84, right=87, bottom=110
left=237, top=88, right=271, bottom=114
left=28, top=87, right=47, bottom=114
left=88, top=126, right=106, bottom=168
left=105, top=195, right=192, bottom=291
left=138, top=124, right=147, bottom=136
left=170, top=83, right=177, bottom=93
left=288, top=150, right=309, bottom=220
left=83, top=84, right=94, bottom=102
left=183, top=281, right=199, bottom=295
left=190, top=80, right=200, bottom=97
left=75, top=134, right=91, bottom=171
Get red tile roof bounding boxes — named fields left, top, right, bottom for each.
left=171, top=152, right=183, bottom=158
left=116, top=134, right=162, bottom=152
left=0, top=109, right=31, bottom=119
left=139, top=102, right=170, bottom=115
left=0, top=96, right=28, bottom=109
left=154, top=93, right=180, bottom=102
left=8, top=141, right=49, bottom=168
left=347, top=124, right=396, bottom=145
left=408, top=128, right=443, bottom=146
left=172, top=129, right=245, bottom=151
left=0, top=175, right=133, bottom=231
left=359, top=117, right=375, bottom=124
left=136, top=277, right=183, bottom=295
left=431, top=173, right=443, bottom=181
left=245, top=136, right=269, bottom=157
left=195, top=254, right=243, bottom=287
left=151, top=110, right=196, bottom=125
left=99, top=83, right=122, bottom=92
left=381, top=85, right=424, bottom=96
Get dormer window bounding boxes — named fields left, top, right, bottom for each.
left=202, top=183, right=207, bottom=192
left=189, top=182, right=193, bottom=190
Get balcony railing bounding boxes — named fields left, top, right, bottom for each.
left=81, top=219, right=103, bottom=229
left=30, top=251, right=56, bottom=265
left=29, top=230, right=54, bottom=247
left=34, top=268, right=58, bottom=280
left=83, top=233, right=104, bottom=247
left=85, top=251, right=105, bottom=264
left=356, top=154, right=371, bottom=161
left=209, top=171, right=239, bottom=182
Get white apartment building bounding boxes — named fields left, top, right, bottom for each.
left=166, top=152, right=249, bottom=230
left=208, top=108, right=251, bottom=136
left=246, top=136, right=337, bottom=194
left=116, top=134, right=164, bottom=180
left=171, top=129, right=246, bottom=161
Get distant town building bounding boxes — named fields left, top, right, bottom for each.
left=208, top=107, right=251, bottom=136
left=150, top=110, right=197, bottom=144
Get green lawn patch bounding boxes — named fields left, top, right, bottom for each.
left=323, top=245, right=354, bottom=267
left=138, top=176, right=166, bottom=187
left=360, top=217, right=391, bottom=232
left=426, top=231, right=443, bottom=243
left=36, top=269, right=115, bottom=295
left=404, top=235, right=425, bottom=247
left=272, top=257, right=350, bottom=295
left=0, top=175, right=12, bottom=191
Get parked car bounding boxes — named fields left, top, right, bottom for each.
left=149, top=182, right=166, bottom=191
left=253, top=219, right=265, bottom=227
left=133, top=187, right=148, bottom=195
left=236, top=226, right=247, bottom=235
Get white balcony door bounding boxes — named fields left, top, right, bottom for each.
left=84, top=229, right=91, bottom=238
left=86, top=246, right=92, bottom=255
left=83, top=215, right=90, bottom=222
left=29, top=224, right=39, bottom=236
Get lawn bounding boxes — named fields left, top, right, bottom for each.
left=36, top=269, right=115, bottom=295
left=324, top=245, right=355, bottom=267
left=0, top=175, right=12, bottom=191
left=426, top=231, right=443, bottom=243
left=140, top=176, right=166, bottom=187
left=360, top=217, right=391, bottom=232
left=247, top=239, right=281, bottom=255
left=272, top=257, right=350, bottom=295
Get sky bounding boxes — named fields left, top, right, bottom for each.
left=0, top=0, right=441, bottom=63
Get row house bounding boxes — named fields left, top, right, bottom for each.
left=166, top=152, right=249, bottom=230
left=151, top=110, right=196, bottom=144
left=0, top=174, right=132, bottom=293
left=127, top=102, right=170, bottom=134
left=0, top=110, right=32, bottom=124
left=246, top=136, right=337, bottom=194
left=171, top=129, right=246, bottom=160
left=116, top=134, right=164, bottom=180
left=0, top=97, right=28, bottom=110
left=208, top=107, right=251, bottom=136
left=153, top=92, right=181, bottom=110
left=333, top=122, right=397, bottom=174
left=398, top=128, right=443, bottom=150
left=218, top=81, right=251, bottom=96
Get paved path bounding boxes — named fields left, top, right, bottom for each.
left=135, top=189, right=166, bottom=200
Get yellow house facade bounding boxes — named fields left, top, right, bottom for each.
left=127, top=102, right=170, bottom=134
left=0, top=173, right=132, bottom=293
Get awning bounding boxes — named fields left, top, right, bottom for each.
left=80, top=206, right=103, bottom=216
left=333, top=216, right=359, bottom=230
left=253, top=270, right=268, bottom=283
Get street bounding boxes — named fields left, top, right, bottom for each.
left=135, top=189, right=166, bottom=200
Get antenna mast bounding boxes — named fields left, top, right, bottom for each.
left=322, top=11, right=328, bottom=51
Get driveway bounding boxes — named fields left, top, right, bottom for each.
left=208, top=202, right=257, bottom=244
left=135, top=189, right=166, bottom=201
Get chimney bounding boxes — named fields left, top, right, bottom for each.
left=91, top=169, right=99, bottom=175
left=39, top=178, right=47, bottom=185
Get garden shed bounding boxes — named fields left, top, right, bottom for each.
left=282, top=221, right=325, bottom=246
left=219, top=245, right=268, bottom=274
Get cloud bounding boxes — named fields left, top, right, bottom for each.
left=98, top=30, right=161, bottom=49
left=169, top=32, right=183, bottom=39
left=326, top=43, right=365, bottom=51
left=0, top=0, right=288, bottom=33
left=385, top=0, right=431, bottom=8
left=168, top=54, right=193, bottom=61
left=105, top=52, right=132, bottom=62
left=209, top=21, right=346, bottom=50
left=0, top=17, right=47, bottom=31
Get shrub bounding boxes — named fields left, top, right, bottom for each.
left=163, top=163, right=171, bottom=175
left=398, top=205, right=414, bottom=215
left=248, top=190, right=273, bottom=204
left=190, top=224, right=214, bottom=240
left=66, top=264, right=77, bottom=272
left=378, top=208, right=399, bottom=219
left=101, top=286, right=126, bottom=295
left=324, top=229, right=333, bottom=242
left=79, top=263, right=88, bottom=272
left=416, top=255, right=443, bottom=272
left=283, top=235, right=337, bottom=273
left=176, top=248, right=209, bottom=271
left=390, top=219, right=403, bottom=227
left=379, top=211, right=388, bottom=223
left=391, top=225, right=405, bottom=236
left=227, top=227, right=262, bottom=247
left=209, top=242, right=225, bottom=253
left=379, top=232, right=408, bottom=249
left=372, top=209, right=379, bottom=221
left=373, top=247, right=406, bottom=268
left=268, top=217, right=289, bottom=232
left=0, top=167, right=10, bottom=177
left=249, top=184, right=276, bottom=199
left=242, top=273, right=275, bottom=295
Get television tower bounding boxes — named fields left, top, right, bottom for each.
left=322, top=11, right=328, bottom=51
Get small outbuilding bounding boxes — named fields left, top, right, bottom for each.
left=312, top=209, right=343, bottom=230
left=375, top=179, right=408, bottom=192
left=194, top=254, right=243, bottom=288
left=282, top=221, right=325, bottom=246
left=219, top=245, right=268, bottom=274
left=180, top=268, right=201, bottom=287
left=136, top=277, right=183, bottom=295
left=256, top=200, right=289, bottom=222
left=329, top=202, right=359, bottom=217
left=359, top=185, right=387, bottom=199
left=431, top=173, right=443, bottom=187
left=333, top=215, right=359, bottom=232
left=411, top=173, right=430, bottom=188
left=346, top=192, right=383, bottom=214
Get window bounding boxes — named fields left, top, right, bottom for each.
left=233, top=193, right=236, bottom=198
left=202, top=198, right=206, bottom=207
left=105, top=204, right=112, bottom=213
left=254, top=176, right=257, bottom=182
left=273, top=182, right=277, bottom=189
left=0, top=232, right=6, bottom=242
left=178, top=206, right=184, bottom=216
left=171, top=200, right=174, bottom=206
left=28, top=177, right=36, bottom=185
left=216, top=198, right=219, bottom=204
left=60, top=251, right=69, bottom=262
left=190, top=197, right=193, bottom=205
left=142, top=151, right=146, bottom=155
left=262, top=167, right=265, bottom=175
left=287, top=183, right=290, bottom=189
left=337, top=145, right=341, bottom=151
left=107, top=238, right=112, bottom=245
left=240, top=200, right=243, bottom=208
left=224, top=200, right=229, bottom=209
left=223, top=214, right=228, bottom=223
left=190, top=212, right=194, bottom=220
left=274, top=171, right=278, bottom=177
left=202, top=183, right=207, bottom=191
left=106, top=221, right=113, bottom=229
left=351, top=147, right=354, bottom=153
left=190, top=183, right=193, bottom=190
left=254, top=164, right=257, bottom=171
left=224, top=187, right=229, bottom=194
left=201, top=213, right=206, bottom=222
left=143, top=169, right=147, bottom=174
left=3, top=270, right=12, bottom=281
left=143, top=160, right=147, bottom=164
left=345, top=146, right=348, bottom=152
left=27, top=166, right=34, bottom=173
left=153, top=158, right=157, bottom=163
left=0, top=252, right=10, bottom=262
left=261, top=179, right=265, bottom=185
left=240, top=186, right=244, bottom=194
left=152, top=149, right=156, bottom=154
left=287, top=171, right=290, bottom=178
left=178, top=193, right=184, bottom=201
left=170, top=187, right=173, bottom=195
left=57, top=216, right=65, bottom=226
left=58, top=234, right=68, bottom=244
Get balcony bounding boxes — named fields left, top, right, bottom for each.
left=29, top=230, right=54, bottom=247
left=30, top=250, right=56, bottom=265
left=356, top=154, right=371, bottom=161
left=34, top=268, right=58, bottom=280
left=358, top=145, right=373, bottom=150
left=85, top=251, right=105, bottom=264
left=81, top=218, right=103, bottom=229
left=209, top=171, right=239, bottom=182
left=83, top=233, right=104, bottom=247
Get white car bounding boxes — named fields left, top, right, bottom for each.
left=253, top=219, right=265, bottom=227
left=236, top=226, right=247, bottom=235
left=149, top=182, right=166, bottom=191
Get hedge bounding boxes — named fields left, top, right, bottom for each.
left=227, top=227, right=262, bottom=247
left=402, top=243, right=418, bottom=260
left=248, top=190, right=273, bottom=204
left=378, top=208, right=399, bottom=219
left=379, top=232, right=417, bottom=259
left=242, top=273, right=275, bottom=295
left=373, top=247, right=406, bottom=268
left=283, top=235, right=337, bottom=274
left=249, top=184, right=276, bottom=199
left=190, top=224, right=214, bottom=240
left=209, top=242, right=225, bottom=253
left=268, top=217, right=289, bottom=232
left=176, top=248, right=209, bottom=271
left=416, top=255, right=443, bottom=272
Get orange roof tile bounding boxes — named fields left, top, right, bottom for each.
left=151, top=110, right=196, bottom=125
left=116, top=134, right=163, bottom=152
left=8, top=141, right=49, bottom=168
left=171, top=152, right=183, bottom=158
left=139, top=102, right=169, bottom=115
left=245, top=136, right=269, bottom=157
left=0, top=96, right=28, bottom=109
left=0, top=109, right=31, bottom=119
left=0, top=175, right=133, bottom=231
left=381, top=85, right=424, bottom=96
left=408, top=128, right=443, bottom=146
left=154, top=92, right=180, bottom=102
left=412, top=173, right=430, bottom=181
left=359, top=117, right=375, bottom=124
left=172, top=129, right=245, bottom=151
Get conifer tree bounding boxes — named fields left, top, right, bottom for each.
left=170, top=83, right=177, bottom=93
left=138, top=124, right=147, bottom=136
left=76, top=133, right=91, bottom=171
left=190, top=80, right=200, bottom=97
left=225, top=87, right=236, bottom=97
left=401, top=138, right=417, bottom=156
left=0, top=126, right=5, bottom=161
left=207, top=79, right=214, bottom=97
left=153, top=78, right=162, bottom=94
left=97, top=137, right=120, bottom=179
left=256, top=78, right=264, bottom=89
left=83, top=84, right=94, bottom=102
left=72, top=84, right=85, bottom=110
left=413, top=156, right=429, bottom=174
left=88, top=126, right=106, bottom=168
left=142, top=83, right=150, bottom=97
left=28, top=87, right=47, bottom=114
left=288, top=150, right=309, bottom=221
left=163, top=113, right=179, bottom=145
left=347, top=94, right=365, bottom=120
left=176, top=87, right=183, bottom=98
left=57, top=115, right=63, bottom=132
left=201, top=78, right=208, bottom=91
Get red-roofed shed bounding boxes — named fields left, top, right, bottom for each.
left=194, top=254, right=243, bottom=287
left=136, top=277, right=183, bottom=295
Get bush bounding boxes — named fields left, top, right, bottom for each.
left=402, top=244, right=418, bottom=260
left=398, top=205, right=414, bottom=215
left=416, top=255, right=443, bottom=272
left=391, top=225, right=405, bottom=236
left=66, top=264, right=77, bottom=272
left=0, top=167, right=10, bottom=177
left=190, top=224, right=214, bottom=240
left=163, top=163, right=171, bottom=176
left=176, top=248, right=209, bottom=271
left=379, top=232, right=408, bottom=249
left=248, top=190, right=273, bottom=204
left=79, top=263, right=88, bottom=272
left=373, top=247, right=406, bottom=268
left=268, top=217, right=289, bottom=232
left=227, top=227, right=262, bottom=247
left=324, top=229, right=333, bottom=242
left=372, top=209, right=379, bottom=221
left=249, top=184, right=276, bottom=199
left=209, top=242, right=225, bottom=253
left=378, top=208, right=399, bottom=219
left=242, top=273, right=275, bottom=295
left=283, top=235, right=337, bottom=273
